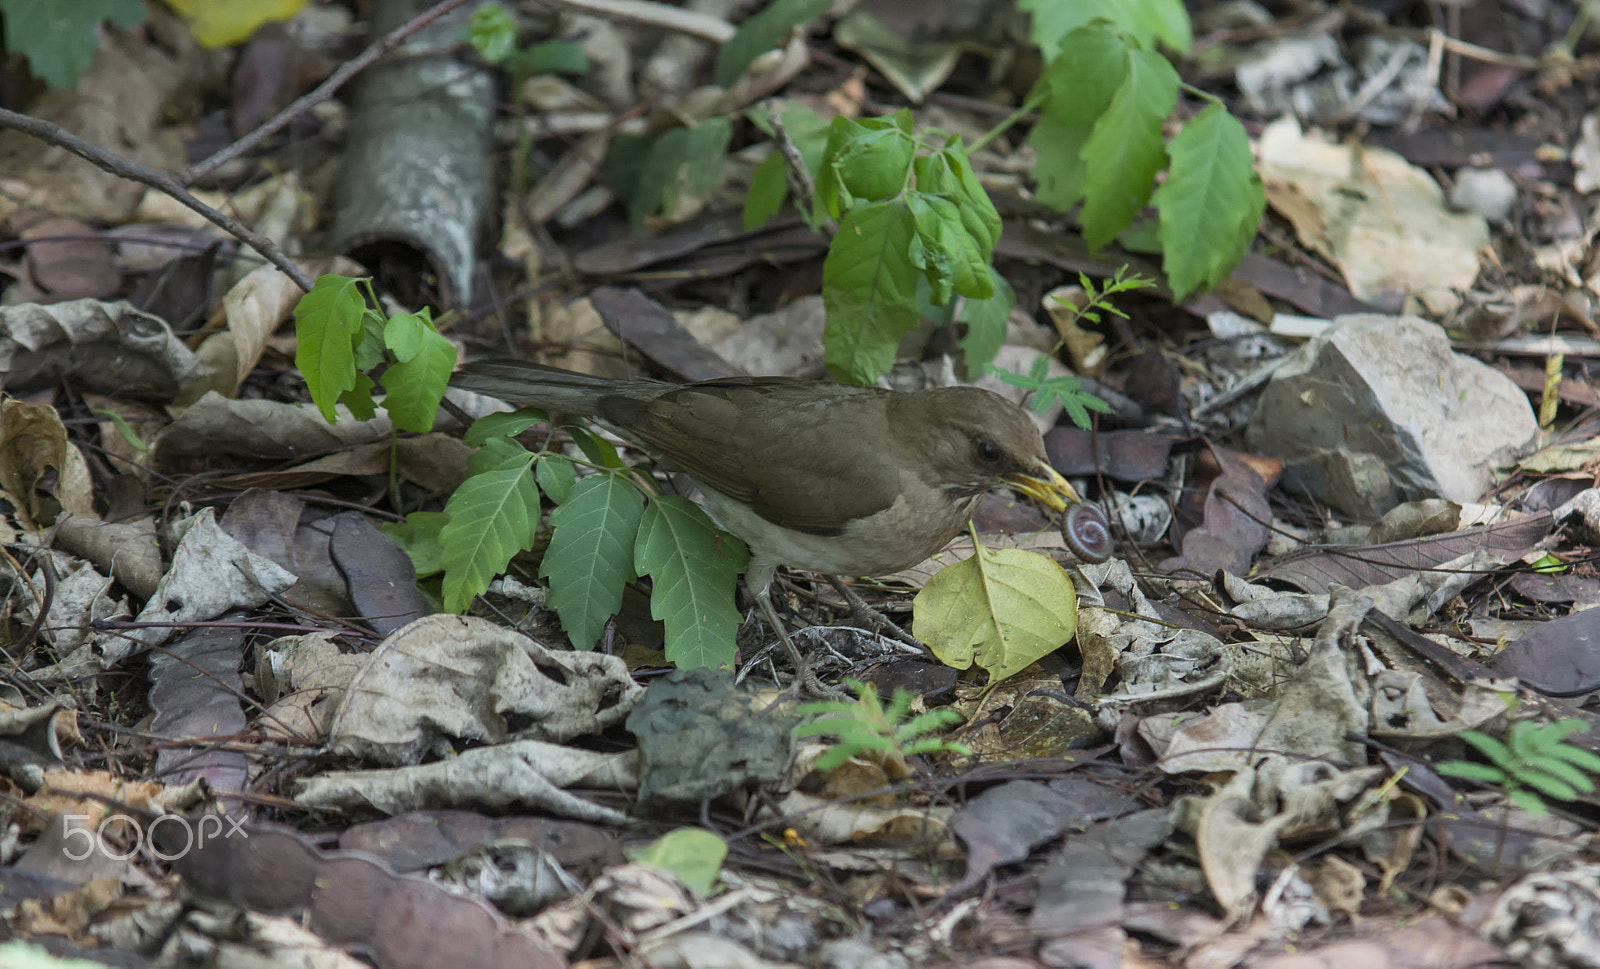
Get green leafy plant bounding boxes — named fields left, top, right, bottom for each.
left=291, top=275, right=455, bottom=431
left=730, top=0, right=1262, bottom=387
left=1437, top=719, right=1600, bottom=817
left=0, top=0, right=145, bottom=90
left=796, top=678, right=971, bottom=773
left=994, top=268, right=1156, bottom=428
left=291, top=276, right=752, bottom=669
left=465, top=2, right=588, bottom=77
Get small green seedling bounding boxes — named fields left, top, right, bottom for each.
left=796, top=678, right=970, bottom=775
left=1437, top=719, right=1600, bottom=817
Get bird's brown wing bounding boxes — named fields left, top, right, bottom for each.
left=599, top=382, right=903, bottom=535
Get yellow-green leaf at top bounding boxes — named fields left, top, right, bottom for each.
left=913, top=545, right=1077, bottom=684
left=164, top=0, right=308, bottom=48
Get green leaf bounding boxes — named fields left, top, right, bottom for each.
left=536, top=455, right=576, bottom=505
left=383, top=511, right=449, bottom=577
left=629, top=828, right=728, bottom=897
left=714, top=0, right=830, bottom=87
left=958, top=268, right=1014, bottom=379
left=914, top=146, right=1001, bottom=259
left=1019, top=0, right=1191, bottom=59
left=906, top=191, right=991, bottom=305
left=1458, top=730, right=1518, bottom=772
left=626, top=119, right=733, bottom=223
left=1524, top=755, right=1595, bottom=793
left=465, top=409, right=549, bottom=447
left=542, top=474, right=645, bottom=649
left=1027, top=116, right=1092, bottom=212
left=0, top=0, right=145, bottom=89
left=822, top=199, right=920, bottom=385
left=1546, top=740, right=1600, bottom=775
left=912, top=545, right=1078, bottom=684
left=814, top=111, right=914, bottom=220
left=1153, top=104, right=1265, bottom=301
left=1515, top=769, right=1579, bottom=803
left=1509, top=789, right=1549, bottom=816
left=465, top=2, right=517, bottom=63
left=634, top=496, right=748, bottom=669
left=352, top=310, right=387, bottom=371
left=338, top=371, right=378, bottom=423
left=508, top=40, right=589, bottom=76
left=92, top=409, right=152, bottom=454
left=440, top=450, right=540, bottom=612
left=564, top=424, right=624, bottom=469
left=1434, top=760, right=1508, bottom=785
left=383, top=310, right=427, bottom=362
left=1079, top=46, right=1178, bottom=250
left=293, top=274, right=367, bottom=423
left=743, top=150, right=790, bottom=231
left=379, top=323, right=456, bottom=433
left=1039, top=22, right=1129, bottom=127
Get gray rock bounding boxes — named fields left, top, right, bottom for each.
left=1245, top=315, right=1536, bottom=520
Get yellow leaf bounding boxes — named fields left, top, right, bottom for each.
left=912, top=545, right=1077, bottom=685
left=163, top=0, right=308, bottom=48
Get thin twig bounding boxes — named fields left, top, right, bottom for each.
left=0, top=108, right=315, bottom=291
left=769, top=108, right=820, bottom=224
left=183, top=0, right=476, bottom=184
left=542, top=0, right=735, bottom=43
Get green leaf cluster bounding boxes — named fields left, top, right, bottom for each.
left=730, top=0, right=1260, bottom=386
left=400, top=414, right=750, bottom=669
left=806, top=110, right=1005, bottom=384
left=291, top=275, right=752, bottom=668
left=291, top=275, right=455, bottom=431
left=465, top=3, right=588, bottom=76
left=1437, top=719, right=1600, bottom=817
left=1028, top=19, right=1264, bottom=300
left=0, top=0, right=145, bottom=90
left=796, top=678, right=970, bottom=773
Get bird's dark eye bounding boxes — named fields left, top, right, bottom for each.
left=977, top=440, right=1001, bottom=463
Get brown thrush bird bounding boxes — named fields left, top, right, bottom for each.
left=450, top=360, right=1112, bottom=688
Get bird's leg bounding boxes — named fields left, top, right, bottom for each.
left=825, top=576, right=926, bottom=652
left=751, top=581, right=843, bottom=699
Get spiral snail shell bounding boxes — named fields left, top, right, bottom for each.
left=1060, top=502, right=1113, bottom=563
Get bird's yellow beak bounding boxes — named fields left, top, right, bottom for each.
left=1003, top=459, right=1082, bottom=513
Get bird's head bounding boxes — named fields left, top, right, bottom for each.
left=894, top=386, right=1112, bottom=563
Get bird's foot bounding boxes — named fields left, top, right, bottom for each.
left=825, top=576, right=926, bottom=653
left=753, top=588, right=848, bottom=699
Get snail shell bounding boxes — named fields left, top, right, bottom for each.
left=1060, top=502, right=1113, bottom=563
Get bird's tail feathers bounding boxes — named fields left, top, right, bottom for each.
left=450, top=360, right=652, bottom=413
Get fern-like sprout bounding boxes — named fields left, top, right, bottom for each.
left=795, top=678, right=970, bottom=775
left=1437, top=719, right=1600, bottom=817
